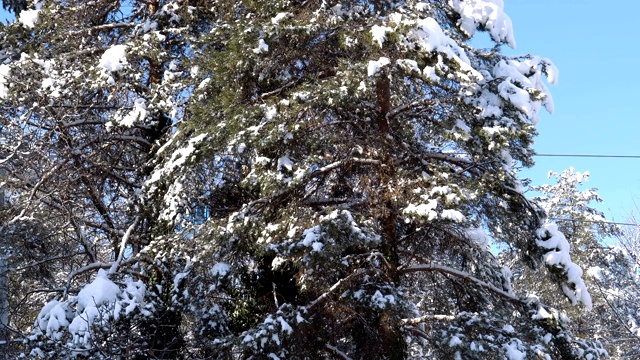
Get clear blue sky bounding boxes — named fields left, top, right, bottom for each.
left=500, top=0, right=640, bottom=221
left=1, top=2, right=637, bottom=221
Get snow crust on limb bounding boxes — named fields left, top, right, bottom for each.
left=367, top=57, right=390, bottom=76
left=19, top=1, right=43, bottom=28
left=448, top=0, right=516, bottom=48
left=537, top=223, right=592, bottom=309
left=98, top=44, right=128, bottom=85
left=116, top=98, right=147, bottom=127
left=493, top=56, right=557, bottom=118
left=0, top=64, right=10, bottom=99
left=32, top=269, right=148, bottom=349
left=370, top=25, right=393, bottom=47
left=99, top=45, right=128, bottom=72
left=253, top=39, right=269, bottom=54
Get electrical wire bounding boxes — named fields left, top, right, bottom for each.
left=549, top=217, right=639, bottom=227
left=535, top=154, right=640, bottom=159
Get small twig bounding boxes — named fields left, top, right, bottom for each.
left=272, top=282, right=279, bottom=308
left=257, top=77, right=302, bottom=100
left=400, top=314, right=455, bottom=326
left=109, top=216, right=141, bottom=274
left=325, top=343, right=352, bottom=360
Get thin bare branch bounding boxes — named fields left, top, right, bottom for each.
left=399, top=263, right=520, bottom=303
left=325, top=343, right=353, bottom=360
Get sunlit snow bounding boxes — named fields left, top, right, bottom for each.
left=19, top=2, right=42, bottom=28
left=99, top=45, right=128, bottom=72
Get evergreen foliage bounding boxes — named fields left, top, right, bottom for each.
left=0, top=1, right=613, bottom=359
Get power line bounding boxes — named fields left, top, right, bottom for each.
left=535, top=154, right=640, bottom=159
left=549, top=217, right=639, bottom=227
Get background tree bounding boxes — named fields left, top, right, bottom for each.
left=503, top=168, right=630, bottom=356
left=0, top=0, right=610, bottom=359
left=590, top=203, right=640, bottom=357
left=0, top=1, right=212, bottom=357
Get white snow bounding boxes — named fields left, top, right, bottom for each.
left=423, top=66, right=440, bottom=82
left=253, top=39, right=269, bottom=54
left=34, top=270, right=147, bottom=346
left=414, top=2, right=429, bottom=11
left=37, top=301, right=69, bottom=339
left=99, top=45, right=128, bottom=72
left=301, top=226, right=321, bottom=247
left=277, top=316, right=293, bottom=334
left=503, top=324, right=514, bottom=333
left=255, top=156, right=271, bottom=166
left=586, top=266, right=603, bottom=281
left=466, top=228, right=490, bottom=248
left=311, top=241, right=324, bottom=252
left=263, top=105, right=277, bottom=120
left=197, top=78, right=211, bottom=90
left=536, top=223, right=592, bottom=309
left=272, top=12, right=292, bottom=24
left=370, top=25, right=393, bottom=47
left=68, top=269, right=121, bottom=345
left=277, top=156, right=293, bottom=171
left=76, top=269, right=120, bottom=313
left=404, top=199, right=438, bottom=220
left=140, top=18, right=157, bottom=33
left=371, top=290, right=395, bottom=308
left=367, top=57, right=391, bottom=76
left=542, top=58, right=559, bottom=85
left=19, top=2, right=42, bottom=29
left=492, top=57, right=557, bottom=118
left=441, top=209, right=465, bottom=222
left=271, top=256, right=286, bottom=269
left=118, top=98, right=147, bottom=127
left=501, top=266, right=514, bottom=294
left=406, top=18, right=482, bottom=81
left=449, top=335, right=462, bottom=347
left=498, top=81, right=532, bottom=117
left=503, top=340, right=526, bottom=360
left=0, top=64, right=10, bottom=99
left=397, top=59, right=420, bottom=73
left=211, top=262, right=231, bottom=277
left=148, top=133, right=207, bottom=184
left=532, top=305, right=553, bottom=320
left=448, top=0, right=516, bottom=48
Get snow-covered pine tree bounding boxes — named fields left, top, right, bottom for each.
left=144, top=1, right=603, bottom=359
left=504, top=168, right=626, bottom=355
left=591, top=204, right=640, bottom=357
left=0, top=0, right=608, bottom=359
left=0, top=0, right=214, bottom=358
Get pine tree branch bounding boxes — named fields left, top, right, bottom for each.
left=109, top=216, right=140, bottom=274
left=399, top=264, right=520, bottom=303
left=400, top=314, right=455, bottom=325
left=308, top=269, right=368, bottom=310
left=68, top=22, right=136, bottom=35
left=325, top=343, right=352, bottom=360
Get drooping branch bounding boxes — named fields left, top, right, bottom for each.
left=68, top=22, right=136, bottom=36
left=325, top=343, right=353, bottom=360
left=308, top=269, right=368, bottom=310
left=399, top=263, right=520, bottom=303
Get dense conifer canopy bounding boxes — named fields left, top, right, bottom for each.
left=0, top=1, right=622, bottom=359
